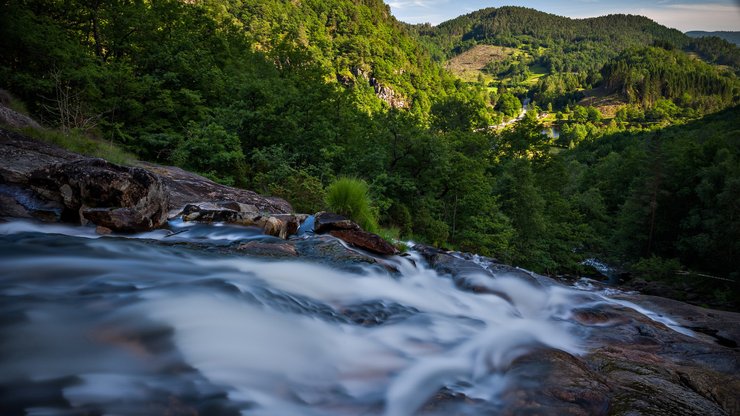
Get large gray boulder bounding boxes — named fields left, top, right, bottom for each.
left=29, top=158, right=169, bottom=232
left=137, top=162, right=292, bottom=214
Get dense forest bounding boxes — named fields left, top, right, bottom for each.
left=686, top=31, right=740, bottom=46
left=0, top=0, right=738, bottom=306
left=412, top=7, right=740, bottom=103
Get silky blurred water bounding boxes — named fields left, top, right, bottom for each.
left=0, top=220, right=689, bottom=415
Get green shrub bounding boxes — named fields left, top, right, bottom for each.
left=268, top=169, right=325, bottom=214
left=325, top=177, right=378, bottom=232
left=631, top=256, right=681, bottom=281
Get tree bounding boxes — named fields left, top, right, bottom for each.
left=496, top=92, right=522, bottom=118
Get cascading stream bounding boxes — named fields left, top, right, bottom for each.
left=0, top=220, right=693, bottom=415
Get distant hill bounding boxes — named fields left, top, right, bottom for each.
left=686, top=31, right=740, bottom=46
left=410, top=7, right=688, bottom=73
left=410, top=6, right=739, bottom=101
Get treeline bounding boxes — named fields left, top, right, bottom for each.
left=411, top=6, right=740, bottom=110
left=602, top=47, right=737, bottom=112
left=562, top=107, right=740, bottom=300
left=687, top=36, right=740, bottom=71
left=0, top=0, right=492, bottom=185
left=411, top=7, right=687, bottom=73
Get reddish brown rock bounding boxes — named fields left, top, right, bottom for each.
left=329, top=229, right=398, bottom=256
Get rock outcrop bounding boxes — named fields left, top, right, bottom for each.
left=314, top=212, right=398, bottom=256
left=137, top=162, right=291, bottom=214
left=0, top=127, right=293, bottom=232
left=178, top=202, right=302, bottom=239
left=29, top=158, right=169, bottom=232
left=414, top=250, right=740, bottom=416
left=0, top=91, right=41, bottom=130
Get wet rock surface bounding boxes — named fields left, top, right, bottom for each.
left=177, top=203, right=302, bottom=239
left=414, top=243, right=549, bottom=290
left=313, top=212, right=398, bottom=255
left=2, top=130, right=740, bottom=415
left=329, top=229, right=398, bottom=256
left=411, top=245, right=740, bottom=416
left=313, top=211, right=361, bottom=233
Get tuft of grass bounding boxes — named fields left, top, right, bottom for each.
left=325, top=177, right=378, bottom=233
left=18, top=127, right=135, bottom=166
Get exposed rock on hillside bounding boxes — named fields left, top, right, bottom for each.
left=0, top=127, right=292, bottom=231
left=0, top=90, right=41, bottom=130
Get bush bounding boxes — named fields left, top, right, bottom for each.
left=325, top=177, right=378, bottom=232
left=631, top=256, right=681, bottom=281
left=171, top=122, right=246, bottom=186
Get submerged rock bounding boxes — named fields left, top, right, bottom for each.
left=237, top=241, right=298, bottom=257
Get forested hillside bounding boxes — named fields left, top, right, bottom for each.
left=411, top=7, right=687, bottom=71
left=412, top=6, right=740, bottom=107
left=687, top=31, right=740, bottom=46
left=0, top=0, right=737, bottom=306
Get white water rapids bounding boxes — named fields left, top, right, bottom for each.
left=0, top=219, right=692, bottom=415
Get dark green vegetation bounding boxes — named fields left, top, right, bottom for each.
left=0, top=1, right=738, bottom=307
left=686, top=31, right=740, bottom=46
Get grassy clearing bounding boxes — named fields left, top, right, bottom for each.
left=577, top=88, right=629, bottom=118
left=446, top=45, right=517, bottom=82
left=521, top=64, right=548, bottom=87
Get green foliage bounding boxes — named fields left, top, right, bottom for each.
left=2, top=0, right=738, bottom=309
left=496, top=93, right=521, bottom=117
left=171, top=122, right=246, bottom=186
left=631, top=256, right=681, bottom=281
left=601, top=46, right=737, bottom=113
left=325, top=177, right=378, bottom=232
left=268, top=170, right=326, bottom=215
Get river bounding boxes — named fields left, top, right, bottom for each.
left=0, top=220, right=695, bottom=415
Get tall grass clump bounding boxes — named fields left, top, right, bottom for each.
left=325, top=177, right=378, bottom=232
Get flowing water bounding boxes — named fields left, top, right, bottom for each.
left=0, top=220, right=691, bottom=415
